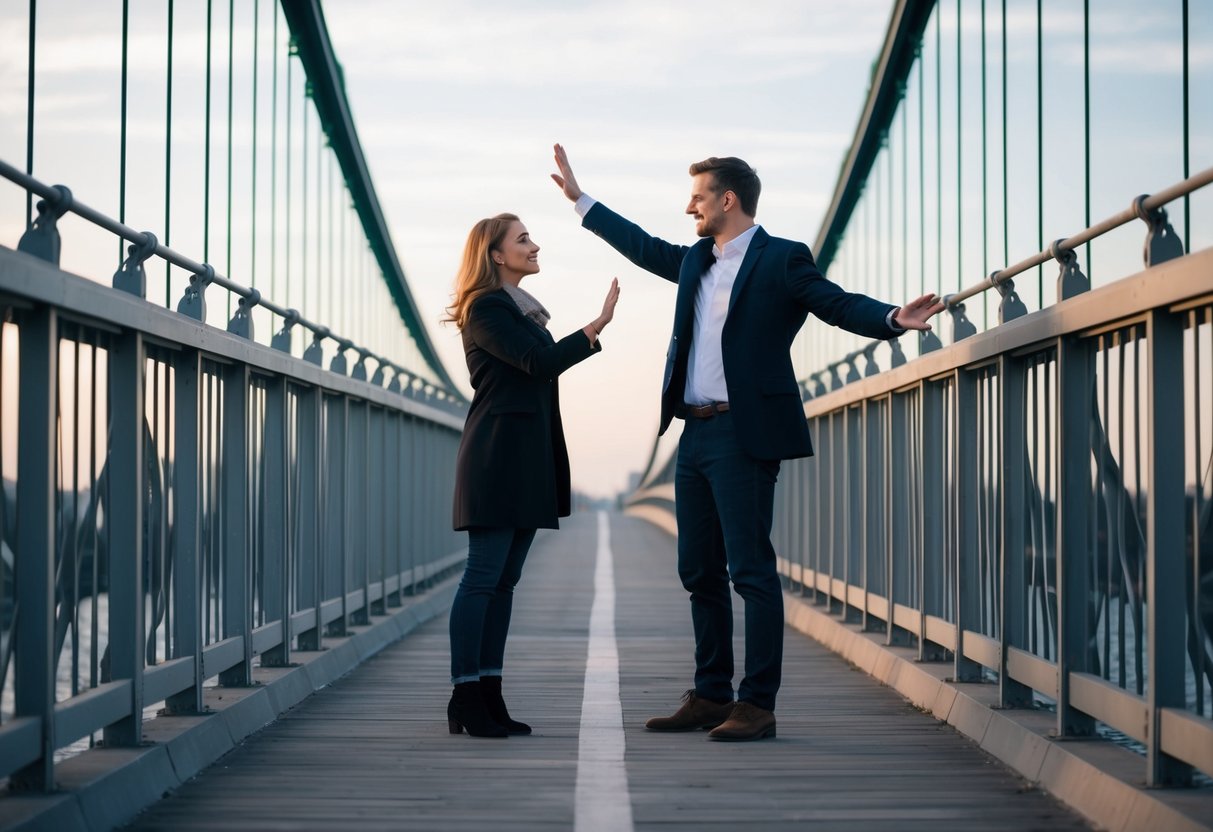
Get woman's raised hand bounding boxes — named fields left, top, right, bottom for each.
left=584, top=278, right=620, bottom=344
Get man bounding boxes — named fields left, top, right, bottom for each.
left=552, top=144, right=942, bottom=741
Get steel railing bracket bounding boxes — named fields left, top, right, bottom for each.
left=352, top=348, right=370, bottom=381
left=227, top=288, right=260, bottom=340
left=946, top=296, right=977, bottom=341
left=994, top=272, right=1028, bottom=323
left=18, top=184, right=72, bottom=266
left=112, top=231, right=157, bottom=298
left=330, top=338, right=353, bottom=375
left=303, top=326, right=328, bottom=366
left=177, top=264, right=214, bottom=321
left=1133, top=194, right=1184, bottom=267
left=272, top=308, right=300, bottom=353
left=1051, top=239, right=1089, bottom=301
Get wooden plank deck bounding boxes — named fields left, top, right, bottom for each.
left=126, top=512, right=1088, bottom=831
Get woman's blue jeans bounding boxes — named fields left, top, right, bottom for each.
left=449, top=527, right=537, bottom=684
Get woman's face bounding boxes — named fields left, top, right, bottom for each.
left=492, top=221, right=540, bottom=285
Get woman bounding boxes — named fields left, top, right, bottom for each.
left=445, top=212, right=620, bottom=738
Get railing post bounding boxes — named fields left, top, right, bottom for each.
left=354, top=401, right=372, bottom=623
left=261, top=376, right=290, bottom=667
left=862, top=398, right=883, bottom=632
left=920, top=380, right=947, bottom=661
left=295, top=386, right=321, bottom=651
left=813, top=414, right=827, bottom=606
left=371, top=406, right=387, bottom=612
left=220, top=363, right=251, bottom=687
left=325, top=395, right=349, bottom=635
left=105, top=327, right=146, bottom=745
left=403, top=415, right=418, bottom=596
left=887, top=391, right=913, bottom=646
left=998, top=354, right=1033, bottom=707
left=168, top=349, right=203, bottom=714
left=954, top=368, right=982, bottom=681
left=829, top=411, right=844, bottom=614
left=1145, top=308, right=1192, bottom=785
left=1056, top=334, right=1096, bottom=737
left=844, top=405, right=862, bottom=623
left=13, top=307, right=58, bottom=791
left=384, top=410, right=402, bottom=608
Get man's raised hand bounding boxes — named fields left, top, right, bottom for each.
left=551, top=143, right=583, bottom=202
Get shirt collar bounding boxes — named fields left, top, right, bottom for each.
left=711, top=223, right=761, bottom=260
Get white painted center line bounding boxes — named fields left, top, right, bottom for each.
left=573, top=511, right=634, bottom=832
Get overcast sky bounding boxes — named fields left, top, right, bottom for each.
left=323, top=0, right=892, bottom=496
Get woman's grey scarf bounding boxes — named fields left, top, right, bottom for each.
left=502, top=283, right=551, bottom=330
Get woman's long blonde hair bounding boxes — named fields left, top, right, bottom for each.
left=443, top=213, right=520, bottom=329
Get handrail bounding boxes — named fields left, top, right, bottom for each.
left=0, top=157, right=463, bottom=407
left=945, top=166, right=1213, bottom=308
left=802, top=166, right=1213, bottom=389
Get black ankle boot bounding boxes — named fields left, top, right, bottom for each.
left=447, top=681, right=508, bottom=738
left=480, top=676, right=532, bottom=735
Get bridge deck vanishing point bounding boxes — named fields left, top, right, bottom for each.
left=125, top=512, right=1087, bottom=831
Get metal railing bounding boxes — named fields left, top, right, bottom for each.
left=0, top=163, right=465, bottom=791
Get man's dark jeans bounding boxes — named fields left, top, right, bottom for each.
left=675, top=411, right=783, bottom=712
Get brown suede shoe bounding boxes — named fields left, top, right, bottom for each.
left=707, top=702, right=777, bottom=741
left=644, top=690, right=735, bottom=731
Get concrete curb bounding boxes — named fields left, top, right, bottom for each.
left=783, top=590, right=1213, bottom=832
left=0, top=573, right=461, bottom=832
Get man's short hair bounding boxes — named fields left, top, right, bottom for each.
left=689, top=156, right=761, bottom=217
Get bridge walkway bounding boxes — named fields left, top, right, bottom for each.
left=125, top=512, right=1086, bottom=831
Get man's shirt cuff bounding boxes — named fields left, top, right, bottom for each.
left=886, top=308, right=904, bottom=333
left=574, top=193, right=597, bottom=218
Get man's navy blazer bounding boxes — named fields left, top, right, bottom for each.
left=583, top=201, right=899, bottom=462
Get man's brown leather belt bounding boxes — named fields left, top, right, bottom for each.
left=685, top=402, right=730, bottom=419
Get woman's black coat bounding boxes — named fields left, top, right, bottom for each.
left=452, top=289, right=600, bottom=531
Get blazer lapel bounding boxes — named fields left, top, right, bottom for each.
left=672, top=240, right=715, bottom=336
left=727, top=227, right=768, bottom=314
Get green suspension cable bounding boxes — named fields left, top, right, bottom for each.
left=902, top=91, right=908, bottom=308
left=302, top=82, right=309, bottom=314
left=119, top=0, right=129, bottom=265
left=887, top=138, right=894, bottom=302
left=204, top=0, right=213, bottom=265
left=1182, top=0, right=1190, bottom=254
left=25, top=0, right=36, bottom=230
left=1084, top=0, right=1091, bottom=274
left=285, top=38, right=292, bottom=319
left=329, top=157, right=335, bottom=326
left=956, top=0, right=962, bottom=294
left=315, top=111, right=322, bottom=330
left=340, top=177, right=347, bottom=337
left=270, top=1, right=279, bottom=332
left=251, top=0, right=260, bottom=294
left=165, top=0, right=174, bottom=307
left=981, top=0, right=988, bottom=328
left=936, top=10, right=941, bottom=299
left=1036, top=0, right=1043, bottom=302
left=920, top=42, right=925, bottom=297
left=317, top=126, right=325, bottom=327
left=1002, top=0, right=1008, bottom=268
left=226, top=0, right=234, bottom=318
